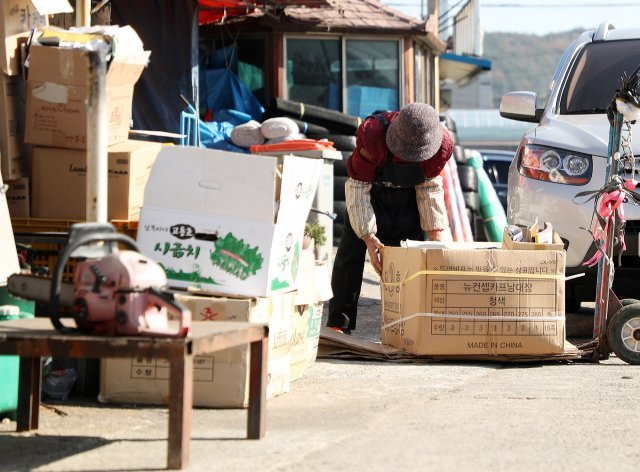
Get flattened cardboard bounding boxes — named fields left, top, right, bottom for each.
left=30, top=140, right=161, bottom=220
left=381, top=244, right=566, bottom=356
left=24, top=44, right=149, bottom=148
left=137, top=147, right=322, bottom=298
left=99, top=292, right=293, bottom=408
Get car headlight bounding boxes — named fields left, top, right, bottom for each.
left=517, top=144, right=592, bottom=185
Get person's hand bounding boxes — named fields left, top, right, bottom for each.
left=363, top=233, right=384, bottom=276
left=427, top=228, right=453, bottom=242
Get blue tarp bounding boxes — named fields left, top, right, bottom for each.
left=200, top=68, right=265, bottom=122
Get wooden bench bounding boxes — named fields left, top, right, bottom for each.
left=0, top=318, right=268, bottom=469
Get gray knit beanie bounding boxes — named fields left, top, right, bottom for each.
left=385, top=103, right=443, bottom=161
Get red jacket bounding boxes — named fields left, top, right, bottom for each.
left=347, top=111, right=454, bottom=182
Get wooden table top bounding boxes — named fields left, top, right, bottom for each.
left=0, top=318, right=267, bottom=358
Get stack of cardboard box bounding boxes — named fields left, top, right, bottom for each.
left=99, top=146, right=331, bottom=408
left=0, top=1, right=47, bottom=212
left=2, top=9, right=158, bottom=222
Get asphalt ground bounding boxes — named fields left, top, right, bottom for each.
left=0, top=252, right=634, bottom=472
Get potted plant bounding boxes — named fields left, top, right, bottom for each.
left=303, top=220, right=326, bottom=260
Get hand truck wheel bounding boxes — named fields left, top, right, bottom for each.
left=606, top=304, right=640, bottom=365
left=619, top=298, right=640, bottom=307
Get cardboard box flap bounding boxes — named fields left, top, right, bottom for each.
left=501, top=227, right=565, bottom=251
left=31, top=0, right=72, bottom=15
left=425, top=247, right=566, bottom=276
left=142, top=146, right=278, bottom=222
left=277, top=155, right=323, bottom=223
left=27, top=44, right=87, bottom=84
left=1, top=1, right=48, bottom=37
left=105, top=52, right=150, bottom=86
left=28, top=44, right=149, bottom=87
left=294, top=250, right=333, bottom=305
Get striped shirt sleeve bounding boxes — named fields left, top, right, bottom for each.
left=416, top=176, right=449, bottom=231
left=345, top=177, right=377, bottom=239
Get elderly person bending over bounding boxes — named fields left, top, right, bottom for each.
left=328, top=103, right=454, bottom=335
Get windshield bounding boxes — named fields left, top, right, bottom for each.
left=560, top=39, right=640, bottom=114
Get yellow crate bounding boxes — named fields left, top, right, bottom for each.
left=12, top=218, right=138, bottom=282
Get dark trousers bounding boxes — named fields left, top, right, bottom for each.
left=327, top=186, right=425, bottom=330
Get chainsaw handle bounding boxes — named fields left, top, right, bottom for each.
left=49, top=228, right=138, bottom=333
left=143, top=287, right=191, bottom=337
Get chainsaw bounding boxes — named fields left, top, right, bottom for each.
left=8, top=222, right=190, bottom=337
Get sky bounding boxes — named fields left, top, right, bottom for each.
left=382, top=0, right=640, bottom=36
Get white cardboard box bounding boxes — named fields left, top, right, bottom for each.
left=137, top=147, right=322, bottom=297
left=290, top=249, right=332, bottom=381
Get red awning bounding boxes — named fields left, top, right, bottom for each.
left=198, top=0, right=329, bottom=25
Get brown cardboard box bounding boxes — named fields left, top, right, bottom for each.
left=502, top=227, right=565, bottom=251
left=30, top=140, right=161, bottom=221
left=5, top=176, right=28, bottom=218
left=99, top=291, right=294, bottom=409
left=0, top=1, right=47, bottom=75
left=0, top=73, right=27, bottom=180
left=381, top=243, right=566, bottom=356
left=24, top=43, right=149, bottom=149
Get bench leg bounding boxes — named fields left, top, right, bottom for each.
left=167, top=354, right=193, bottom=470
left=17, top=357, right=40, bottom=432
left=248, top=336, right=267, bottom=439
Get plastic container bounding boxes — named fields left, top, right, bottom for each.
left=0, top=289, right=35, bottom=421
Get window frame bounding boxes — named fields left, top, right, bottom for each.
left=284, top=34, right=405, bottom=114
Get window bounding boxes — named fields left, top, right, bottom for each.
left=285, top=36, right=400, bottom=117
left=560, top=40, right=640, bottom=114
left=286, top=38, right=341, bottom=109
left=345, top=39, right=399, bottom=117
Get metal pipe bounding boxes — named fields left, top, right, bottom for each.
left=593, top=111, right=623, bottom=341
left=76, top=0, right=91, bottom=27
left=86, top=45, right=108, bottom=223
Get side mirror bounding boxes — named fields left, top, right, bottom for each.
left=500, top=91, right=542, bottom=123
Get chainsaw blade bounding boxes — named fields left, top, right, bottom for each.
left=7, top=273, right=75, bottom=307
